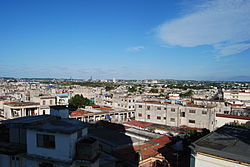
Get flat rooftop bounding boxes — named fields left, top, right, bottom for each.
left=4, top=102, right=40, bottom=107
left=27, top=118, right=88, bottom=134
left=1, top=115, right=58, bottom=125
left=190, top=125, right=250, bottom=164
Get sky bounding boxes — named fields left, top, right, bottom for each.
left=0, top=0, right=250, bottom=80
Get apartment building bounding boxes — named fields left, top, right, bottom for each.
left=31, top=95, right=56, bottom=115
left=223, top=90, right=250, bottom=101
left=0, top=115, right=99, bottom=167
left=3, top=102, right=40, bottom=119
left=113, top=95, right=141, bottom=111
left=135, top=101, right=216, bottom=131
left=55, top=93, right=70, bottom=106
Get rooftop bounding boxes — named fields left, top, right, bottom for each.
left=1, top=115, right=58, bottom=125
left=27, top=118, right=88, bottom=134
left=4, top=102, right=40, bottom=107
left=190, top=125, right=250, bottom=164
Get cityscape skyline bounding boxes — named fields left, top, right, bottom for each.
left=1, top=0, right=250, bottom=81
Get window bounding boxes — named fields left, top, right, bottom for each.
left=37, top=134, right=55, bottom=149
left=157, top=116, right=161, bottom=120
left=163, top=117, right=166, bottom=120
left=50, top=100, right=53, bottom=105
left=39, top=162, right=54, bottom=167
left=164, top=107, right=167, bottom=110
left=189, top=110, right=196, bottom=114
left=138, top=113, right=142, bottom=117
left=189, top=120, right=195, bottom=124
left=129, top=100, right=131, bottom=102
left=170, top=118, right=175, bottom=122
left=139, top=105, right=142, bottom=108
left=43, top=110, right=46, bottom=115
left=42, top=100, right=46, bottom=105
left=157, top=107, right=161, bottom=110
left=181, top=112, right=185, bottom=117
left=171, top=108, right=175, bottom=112
left=202, top=111, right=207, bottom=115
left=147, top=115, right=150, bottom=119
left=147, top=106, right=150, bottom=110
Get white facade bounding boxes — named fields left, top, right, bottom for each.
left=223, top=90, right=250, bottom=101
left=190, top=152, right=249, bottom=167
left=27, top=129, right=87, bottom=161
left=3, top=102, right=40, bottom=119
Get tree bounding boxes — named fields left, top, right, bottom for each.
left=128, top=86, right=137, bottom=92
left=149, top=88, right=158, bottom=93
left=105, top=86, right=114, bottom=91
left=69, top=95, right=94, bottom=109
left=180, top=90, right=193, bottom=97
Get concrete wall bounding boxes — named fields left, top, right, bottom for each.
left=191, top=152, right=248, bottom=167
left=135, top=102, right=215, bottom=131
left=27, top=130, right=78, bottom=161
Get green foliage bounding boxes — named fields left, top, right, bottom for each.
left=128, top=86, right=137, bottom=92
left=69, top=95, right=94, bottom=109
left=149, top=88, right=158, bottom=93
left=233, top=121, right=250, bottom=129
left=105, top=86, right=114, bottom=91
left=180, top=90, right=193, bottom=97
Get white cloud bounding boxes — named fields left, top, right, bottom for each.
left=157, top=0, right=250, bottom=56
left=127, top=46, right=145, bottom=52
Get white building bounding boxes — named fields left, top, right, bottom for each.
left=190, top=125, right=250, bottom=167
left=3, top=102, right=40, bottom=119
left=0, top=115, right=99, bottom=167
left=135, top=101, right=216, bottom=131
left=31, top=95, right=56, bottom=115
left=223, top=90, right=250, bottom=101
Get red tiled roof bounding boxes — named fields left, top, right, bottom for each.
left=216, top=114, right=250, bottom=120
left=70, top=110, right=88, bottom=116
left=98, top=108, right=113, bottom=111
left=125, top=120, right=153, bottom=128
left=87, top=105, right=100, bottom=108
left=139, top=144, right=164, bottom=160
left=133, top=143, right=153, bottom=151
left=228, top=103, right=244, bottom=106
left=150, top=135, right=172, bottom=146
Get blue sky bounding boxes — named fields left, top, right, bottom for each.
left=0, top=0, right=250, bottom=80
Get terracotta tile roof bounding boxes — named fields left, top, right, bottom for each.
left=87, top=105, right=100, bottom=108
left=125, top=120, right=153, bottom=128
left=216, top=114, right=250, bottom=120
left=139, top=144, right=165, bottom=160
left=98, top=108, right=113, bottom=111
left=150, top=135, right=172, bottom=146
left=133, top=143, right=153, bottom=151
left=70, top=110, right=89, bottom=116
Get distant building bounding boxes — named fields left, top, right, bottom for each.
left=223, top=90, right=250, bottom=101
left=135, top=101, right=216, bottom=131
left=3, top=102, right=40, bottom=119
left=190, top=125, right=250, bottom=167
left=31, top=95, right=56, bottom=115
